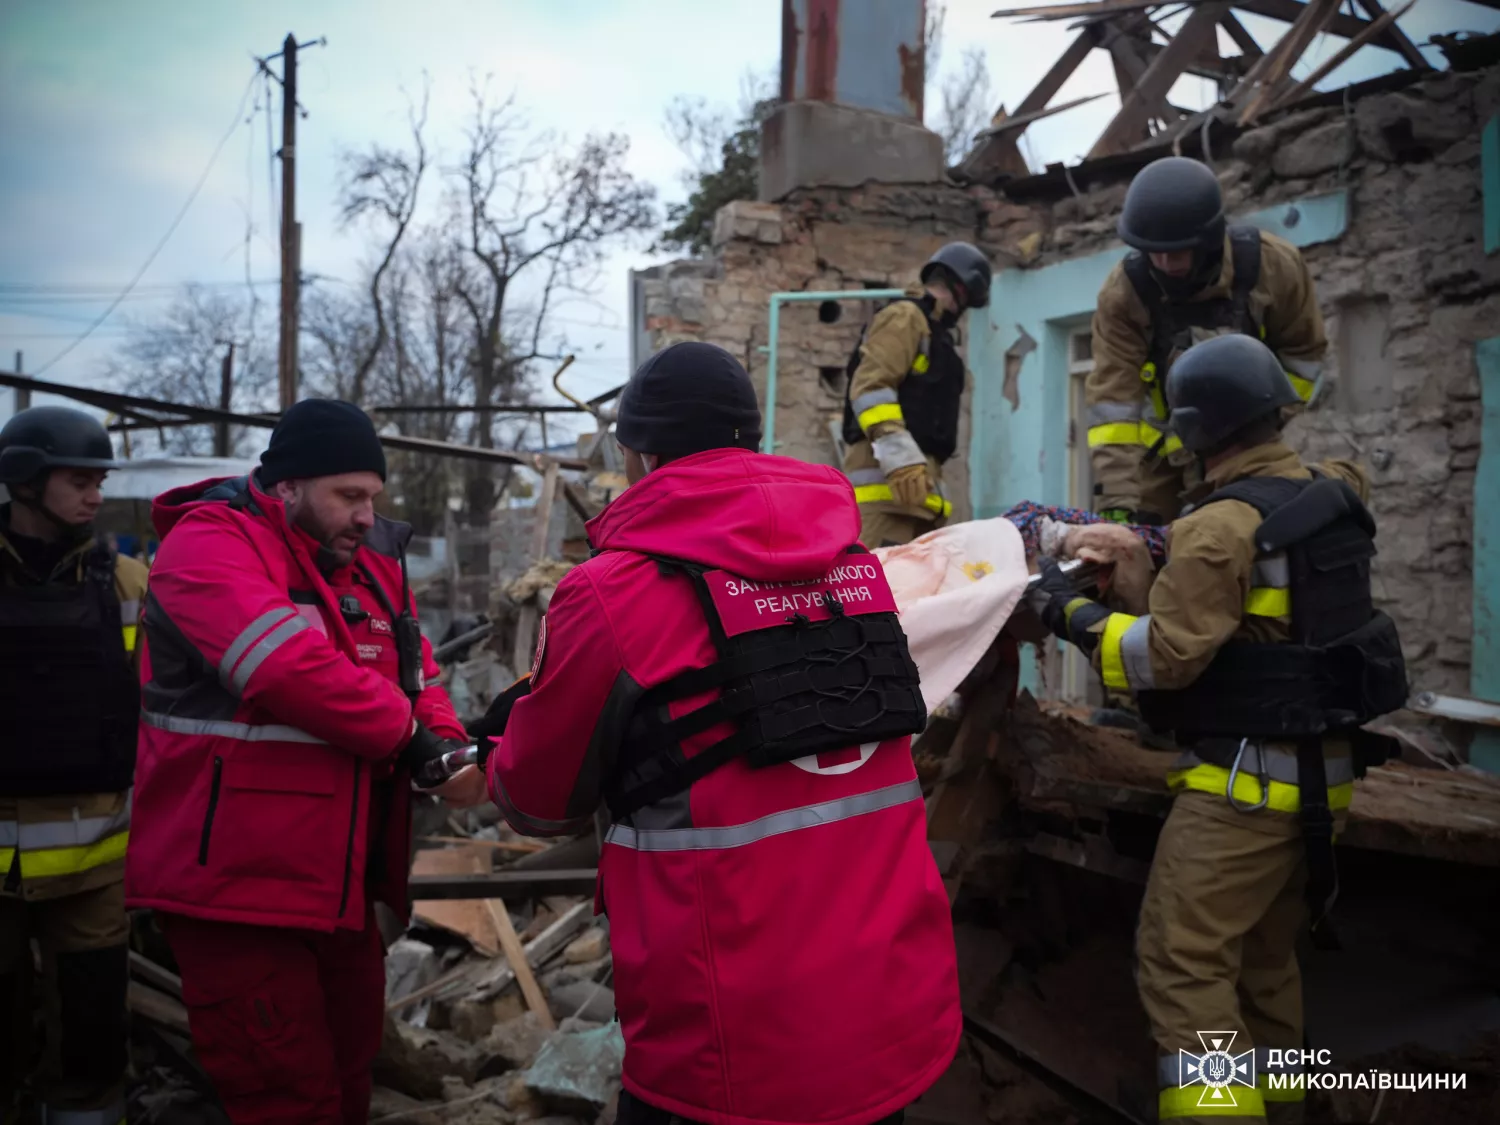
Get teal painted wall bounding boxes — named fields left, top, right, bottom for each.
left=967, top=190, right=1351, bottom=691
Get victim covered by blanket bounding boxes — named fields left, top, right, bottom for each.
left=872, top=505, right=1165, bottom=710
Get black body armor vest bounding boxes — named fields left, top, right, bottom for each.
left=1123, top=224, right=1264, bottom=377
left=1136, top=475, right=1409, bottom=741
left=841, top=298, right=965, bottom=464
left=605, top=548, right=927, bottom=820
left=0, top=542, right=138, bottom=795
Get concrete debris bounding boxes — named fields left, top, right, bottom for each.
left=540, top=956, right=611, bottom=993
left=506, top=561, right=578, bottom=605
left=522, top=1024, right=627, bottom=1114
left=547, top=981, right=616, bottom=1025
left=368, top=1087, right=446, bottom=1125
left=448, top=992, right=528, bottom=1041
left=563, top=928, right=608, bottom=964
left=374, top=1012, right=491, bottom=1101
left=483, top=1011, right=555, bottom=1072
left=386, top=939, right=442, bottom=1028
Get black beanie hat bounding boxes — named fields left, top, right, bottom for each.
left=615, top=342, right=762, bottom=457
left=258, top=399, right=387, bottom=487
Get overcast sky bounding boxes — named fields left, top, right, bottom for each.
left=2, top=0, right=1494, bottom=451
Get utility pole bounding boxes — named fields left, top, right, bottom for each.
left=277, top=32, right=300, bottom=412
left=14, top=351, right=28, bottom=411
left=216, top=342, right=236, bottom=457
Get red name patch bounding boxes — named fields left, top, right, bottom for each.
left=368, top=617, right=392, bottom=635
left=703, top=557, right=899, bottom=638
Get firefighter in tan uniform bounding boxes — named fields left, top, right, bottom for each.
left=1031, top=336, right=1408, bottom=1124
left=842, top=242, right=991, bottom=548
left=1, top=407, right=145, bottom=1125
left=1088, top=156, right=1328, bottom=526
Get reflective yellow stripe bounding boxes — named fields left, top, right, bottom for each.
left=122, top=624, right=138, bottom=652
left=1140, top=362, right=1170, bottom=421
left=1088, top=422, right=1150, bottom=448
left=911, top=353, right=930, bottom=374
left=17, top=829, right=129, bottom=879
left=1159, top=1084, right=1266, bottom=1118
left=1138, top=418, right=1184, bottom=455
left=1258, top=1076, right=1306, bottom=1103
left=1286, top=370, right=1316, bottom=402
left=1100, top=613, right=1138, bottom=692
left=1244, top=587, right=1291, bottom=618
left=852, top=483, right=953, bottom=518
left=0, top=848, right=11, bottom=874
left=857, top=403, right=905, bottom=432
left=1168, top=764, right=1354, bottom=814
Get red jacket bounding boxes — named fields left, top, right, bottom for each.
left=489, top=449, right=960, bottom=1125
left=125, top=474, right=465, bottom=931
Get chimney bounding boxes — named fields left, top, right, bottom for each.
left=759, top=0, right=945, bottom=202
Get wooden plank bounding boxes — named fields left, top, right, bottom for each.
left=470, top=900, right=594, bottom=1002
left=991, top=0, right=1158, bottom=20
left=1352, top=0, right=1432, bottom=69
left=1270, top=0, right=1420, bottom=111
left=1220, top=11, right=1264, bottom=58
left=411, top=845, right=501, bottom=956
left=512, top=603, right=539, bottom=677
left=973, top=93, right=1110, bottom=139
left=530, top=458, right=561, bottom=562
left=486, top=898, right=557, bottom=1030
left=1105, top=29, right=1182, bottom=142
left=1090, top=2, right=1229, bottom=157
left=1235, top=0, right=1374, bottom=39
left=1237, top=0, right=1344, bottom=124
left=408, top=868, right=599, bottom=900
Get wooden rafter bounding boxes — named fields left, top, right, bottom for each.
left=1270, top=0, right=1421, bottom=110
left=1352, top=0, right=1432, bottom=69
left=1233, top=0, right=1344, bottom=124
left=1090, top=1, right=1230, bottom=157
left=1219, top=11, right=1265, bottom=57
left=993, top=0, right=1376, bottom=40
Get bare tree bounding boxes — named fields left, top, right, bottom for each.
left=448, top=80, right=656, bottom=522
left=336, top=77, right=431, bottom=405
left=936, top=47, right=995, bottom=166
left=103, top=286, right=273, bottom=457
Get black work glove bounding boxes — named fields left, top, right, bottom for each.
left=400, top=721, right=471, bottom=789
left=466, top=675, right=533, bottom=752
left=1031, top=557, right=1111, bottom=655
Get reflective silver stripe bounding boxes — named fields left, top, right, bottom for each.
left=1282, top=356, right=1323, bottom=380
left=1159, top=1055, right=1187, bottom=1088
left=0, top=822, right=16, bottom=847
left=1085, top=400, right=1142, bottom=426
left=219, top=608, right=297, bottom=690
left=1172, top=747, right=1354, bottom=787
left=1251, top=553, right=1289, bottom=589
left=846, top=467, right=888, bottom=486
left=40, top=1101, right=127, bottom=1125
left=119, top=598, right=141, bottom=624
left=606, top=779, right=921, bottom=852
left=8, top=794, right=131, bottom=851
left=1118, top=615, right=1155, bottom=691
left=850, top=388, right=898, bottom=415
left=228, top=614, right=311, bottom=695
left=1139, top=390, right=1168, bottom=423
left=141, top=710, right=327, bottom=745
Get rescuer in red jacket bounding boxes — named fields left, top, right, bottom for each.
left=126, top=400, right=484, bottom=1124
left=484, top=343, right=962, bottom=1125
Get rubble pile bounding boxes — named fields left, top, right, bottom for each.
left=372, top=824, right=621, bottom=1125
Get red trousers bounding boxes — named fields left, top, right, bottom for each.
left=159, top=911, right=385, bottom=1125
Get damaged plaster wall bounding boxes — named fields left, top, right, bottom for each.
left=640, top=63, right=1500, bottom=697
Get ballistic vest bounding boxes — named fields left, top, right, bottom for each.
left=0, top=541, right=139, bottom=795
left=605, top=547, right=927, bottom=819
left=841, top=298, right=965, bottom=464
left=1136, top=475, right=1408, bottom=741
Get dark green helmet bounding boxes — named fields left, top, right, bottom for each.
left=1166, top=335, right=1300, bottom=453
left=0, top=406, right=120, bottom=486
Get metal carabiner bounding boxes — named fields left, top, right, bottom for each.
left=1226, top=737, right=1270, bottom=813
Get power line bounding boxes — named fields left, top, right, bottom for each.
left=31, top=69, right=260, bottom=379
